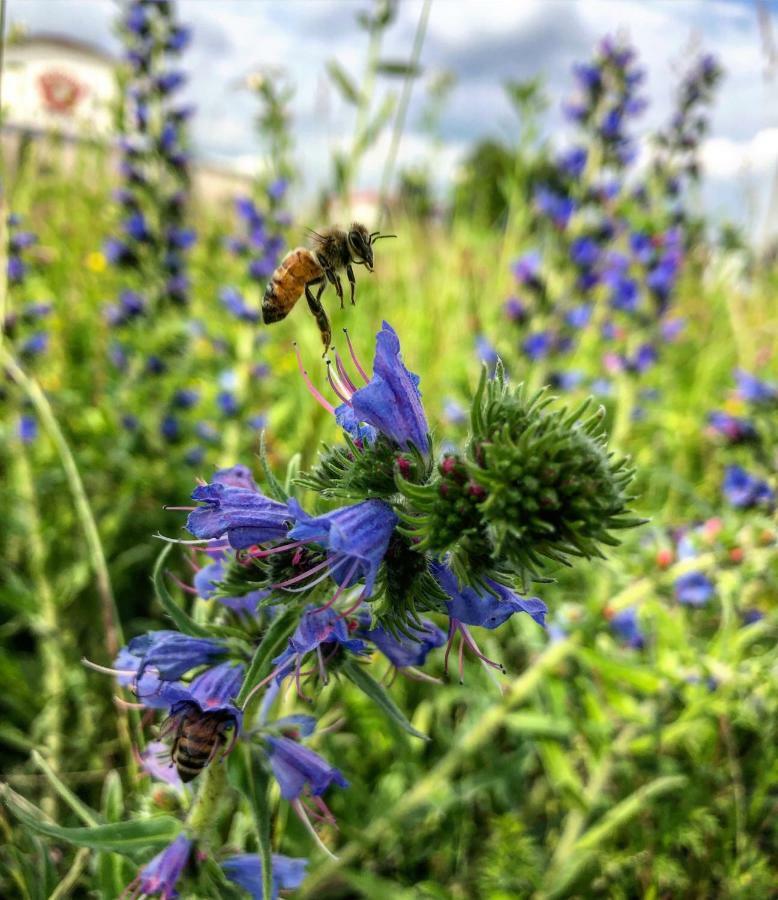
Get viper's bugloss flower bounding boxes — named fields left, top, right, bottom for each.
left=523, top=330, right=552, bottom=360
left=346, top=322, right=429, bottom=452
left=476, top=335, right=499, bottom=374
left=675, top=571, right=714, bottom=607
left=127, top=834, right=192, bottom=900
left=125, top=630, right=228, bottom=682
left=187, top=482, right=291, bottom=549
left=358, top=614, right=446, bottom=668
left=222, top=854, right=308, bottom=900
left=432, top=563, right=547, bottom=629
left=570, top=236, right=599, bottom=268
left=504, top=296, right=527, bottom=322
left=140, top=740, right=183, bottom=790
left=288, top=498, right=397, bottom=597
left=722, top=465, right=774, bottom=509
left=609, top=606, right=644, bottom=648
left=172, top=388, right=199, bottom=409
left=735, top=370, right=778, bottom=404
left=558, top=145, right=587, bottom=178
left=707, top=411, right=757, bottom=444
left=534, top=186, right=575, bottom=229
left=266, top=735, right=349, bottom=800
left=270, top=606, right=366, bottom=686
left=160, top=415, right=180, bottom=443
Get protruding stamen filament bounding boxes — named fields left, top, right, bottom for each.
left=295, top=343, right=335, bottom=413
left=443, top=619, right=457, bottom=676
left=458, top=623, right=506, bottom=673
left=82, top=658, right=136, bottom=678
left=270, top=557, right=333, bottom=589
left=333, top=349, right=357, bottom=393
left=291, top=798, right=339, bottom=860
left=167, top=572, right=198, bottom=595
left=313, top=560, right=359, bottom=614
left=325, top=360, right=350, bottom=404
left=343, top=328, right=369, bottom=384
left=248, top=540, right=305, bottom=559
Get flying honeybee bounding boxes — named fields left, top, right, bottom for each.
left=262, top=223, right=395, bottom=354
left=160, top=702, right=238, bottom=783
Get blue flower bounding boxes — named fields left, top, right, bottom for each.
left=433, top=563, right=547, bottom=630
left=334, top=404, right=378, bottom=444
left=570, top=236, right=599, bottom=268
left=173, top=388, right=199, bottom=409
left=558, top=146, right=587, bottom=179
left=476, top=335, right=499, bottom=373
left=160, top=415, right=180, bottom=442
left=165, top=25, right=191, bottom=53
left=266, top=736, right=348, bottom=800
left=511, top=251, right=542, bottom=287
left=271, top=606, right=366, bottom=684
left=7, top=256, right=26, bottom=283
left=222, top=854, right=308, bottom=900
left=722, top=465, right=774, bottom=508
left=288, top=498, right=397, bottom=596
left=609, top=277, right=638, bottom=312
left=18, top=414, right=37, bottom=444
left=523, top=331, right=552, bottom=361
left=534, top=186, right=575, bottom=229
left=220, top=286, right=260, bottom=323
left=610, top=607, right=644, bottom=648
left=127, top=835, right=192, bottom=900
left=20, top=332, right=48, bottom=357
left=566, top=304, right=592, bottom=330
left=155, top=70, right=186, bottom=95
left=187, top=481, right=291, bottom=549
left=267, top=178, right=289, bottom=202
left=343, top=322, right=430, bottom=453
left=504, top=296, right=527, bottom=322
left=217, top=390, right=239, bottom=417
left=735, top=370, right=778, bottom=404
left=675, top=571, right=714, bottom=607
left=358, top=616, right=446, bottom=668
left=707, top=411, right=757, bottom=444
left=125, top=630, right=228, bottom=681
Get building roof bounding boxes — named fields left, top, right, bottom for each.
left=11, top=32, right=116, bottom=65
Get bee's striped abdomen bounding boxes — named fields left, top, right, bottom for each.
left=172, top=711, right=225, bottom=783
left=262, top=248, right=323, bottom=324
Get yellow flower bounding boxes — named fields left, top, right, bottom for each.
left=85, top=251, right=107, bottom=273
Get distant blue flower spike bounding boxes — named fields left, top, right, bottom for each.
left=187, top=482, right=291, bottom=549
left=610, top=607, right=645, bottom=648
left=722, top=465, right=774, bottom=509
left=222, top=853, right=308, bottom=900
left=734, top=370, right=778, bottom=404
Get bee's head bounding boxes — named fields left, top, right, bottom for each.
left=347, top=224, right=397, bottom=272
left=347, top=223, right=374, bottom=271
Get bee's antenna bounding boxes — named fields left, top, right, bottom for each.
left=304, top=227, right=325, bottom=239
left=371, top=233, right=397, bottom=241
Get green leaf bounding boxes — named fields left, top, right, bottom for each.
left=1, top=784, right=182, bottom=855
left=326, top=60, right=362, bottom=104
left=97, top=771, right=129, bottom=900
left=237, top=605, right=299, bottom=707
left=31, top=750, right=100, bottom=827
left=152, top=543, right=212, bottom=638
left=376, top=59, right=422, bottom=77
left=341, top=658, right=428, bottom=741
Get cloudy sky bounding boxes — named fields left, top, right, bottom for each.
left=9, top=0, right=776, bottom=232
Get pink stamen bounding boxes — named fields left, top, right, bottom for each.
left=294, top=343, right=335, bottom=413
left=248, top=540, right=305, bottom=559
left=337, top=591, right=366, bottom=621
left=294, top=658, right=310, bottom=703
left=312, top=794, right=338, bottom=828
left=326, top=361, right=350, bottom=404
left=280, top=556, right=350, bottom=593
left=333, top=349, right=357, bottom=393
left=168, top=573, right=198, bottom=595
left=114, top=695, right=145, bottom=710
left=241, top=662, right=287, bottom=709
left=343, top=328, right=369, bottom=384
left=312, top=560, right=359, bottom=614
left=316, top=645, right=328, bottom=684
left=271, top=556, right=333, bottom=589
left=459, top=623, right=505, bottom=672
left=291, top=798, right=338, bottom=860
left=458, top=631, right=466, bottom=684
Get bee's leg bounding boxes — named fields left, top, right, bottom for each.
left=305, top=279, right=331, bottom=356
left=326, top=269, right=345, bottom=310
left=346, top=264, right=356, bottom=306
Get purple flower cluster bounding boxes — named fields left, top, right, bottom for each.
left=105, top=0, right=196, bottom=309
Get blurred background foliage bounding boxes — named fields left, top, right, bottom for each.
left=1, top=1, right=777, bottom=897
